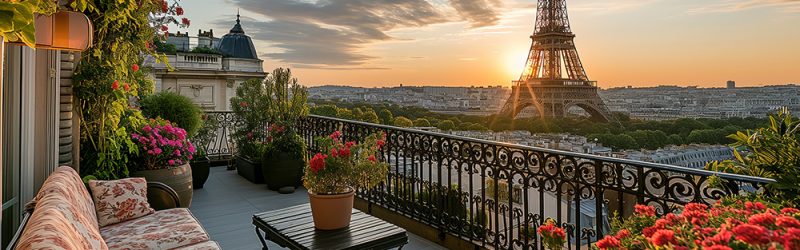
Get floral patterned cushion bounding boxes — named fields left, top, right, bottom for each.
left=100, top=208, right=211, bottom=250
left=173, top=241, right=222, bottom=250
left=16, top=166, right=108, bottom=250
left=89, top=178, right=155, bottom=227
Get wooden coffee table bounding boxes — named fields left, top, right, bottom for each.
left=253, top=203, right=408, bottom=250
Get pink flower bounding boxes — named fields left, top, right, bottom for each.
left=168, top=159, right=175, bottom=165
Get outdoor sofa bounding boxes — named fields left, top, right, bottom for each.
left=7, top=166, right=220, bottom=250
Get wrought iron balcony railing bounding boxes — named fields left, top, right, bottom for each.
left=203, top=112, right=775, bottom=249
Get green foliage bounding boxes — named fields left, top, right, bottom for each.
left=393, top=116, right=414, bottom=127
left=437, top=120, right=456, bottom=131
left=73, top=0, right=168, bottom=179
left=140, top=91, right=202, bottom=136
left=310, top=105, right=339, bottom=117
left=378, top=109, right=393, bottom=125
left=230, top=78, right=270, bottom=159
left=588, top=133, right=639, bottom=151
left=192, top=114, right=219, bottom=159
left=0, top=0, right=56, bottom=47
left=707, top=108, right=800, bottom=205
left=190, top=46, right=220, bottom=54
left=413, top=118, right=431, bottom=127
left=625, top=130, right=669, bottom=150
left=153, top=39, right=177, bottom=54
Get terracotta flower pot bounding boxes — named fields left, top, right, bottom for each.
left=308, top=189, right=355, bottom=230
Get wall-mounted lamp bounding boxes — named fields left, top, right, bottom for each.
left=32, top=10, right=94, bottom=51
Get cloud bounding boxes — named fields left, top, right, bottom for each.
left=223, top=0, right=503, bottom=69
left=570, top=0, right=660, bottom=13
left=450, top=0, right=503, bottom=28
left=688, top=0, right=800, bottom=13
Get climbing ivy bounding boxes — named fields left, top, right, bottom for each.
left=72, top=0, right=187, bottom=179
left=0, top=0, right=56, bottom=46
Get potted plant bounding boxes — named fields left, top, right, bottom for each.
left=262, top=124, right=306, bottom=192
left=230, top=78, right=270, bottom=183
left=303, top=131, right=389, bottom=230
left=260, top=68, right=309, bottom=192
left=130, top=118, right=196, bottom=207
left=190, top=114, right=219, bottom=189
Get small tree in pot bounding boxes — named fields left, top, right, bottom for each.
left=230, top=78, right=270, bottom=183
left=190, top=114, right=219, bottom=189
left=260, top=68, right=309, bottom=192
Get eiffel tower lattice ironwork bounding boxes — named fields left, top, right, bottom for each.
left=499, top=0, right=613, bottom=122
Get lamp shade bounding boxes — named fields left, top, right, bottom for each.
left=31, top=11, right=93, bottom=51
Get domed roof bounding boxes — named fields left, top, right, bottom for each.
left=216, top=13, right=259, bottom=59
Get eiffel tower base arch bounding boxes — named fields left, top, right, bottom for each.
left=500, top=82, right=613, bottom=122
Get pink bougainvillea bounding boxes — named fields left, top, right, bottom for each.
left=131, top=119, right=195, bottom=170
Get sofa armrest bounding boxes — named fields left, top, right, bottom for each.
left=5, top=211, right=31, bottom=250
left=147, top=182, right=181, bottom=210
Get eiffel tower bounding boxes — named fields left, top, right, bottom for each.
left=499, top=0, right=613, bottom=122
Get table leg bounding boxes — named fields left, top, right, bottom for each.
left=255, top=227, right=269, bottom=250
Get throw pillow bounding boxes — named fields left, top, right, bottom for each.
left=89, top=178, right=155, bottom=227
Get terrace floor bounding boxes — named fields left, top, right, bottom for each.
left=190, top=166, right=447, bottom=250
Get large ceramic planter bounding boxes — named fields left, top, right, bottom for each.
left=132, top=163, right=193, bottom=207
left=308, top=189, right=355, bottom=230
left=191, top=157, right=211, bottom=189
left=236, top=155, right=264, bottom=184
left=262, top=151, right=304, bottom=191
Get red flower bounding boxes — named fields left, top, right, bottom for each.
left=784, top=228, right=800, bottom=249
left=643, top=226, right=657, bottom=237
left=239, top=101, right=248, bottom=108
left=330, top=148, right=338, bottom=157
left=732, top=224, right=771, bottom=245
left=338, top=147, right=351, bottom=157
left=748, top=212, right=776, bottom=227
left=175, top=6, right=184, bottom=15
left=246, top=132, right=253, bottom=139
left=309, top=153, right=327, bottom=174
left=705, top=229, right=732, bottom=246
left=782, top=208, right=800, bottom=214
left=704, top=246, right=732, bottom=250
left=160, top=25, right=169, bottom=32
left=330, top=131, right=341, bottom=140
left=181, top=18, right=190, bottom=26
left=368, top=155, right=377, bottom=162
left=345, top=141, right=355, bottom=148
left=746, top=201, right=767, bottom=212
left=111, top=80, right=120, bottom=90
left=132, top=64, right=139, bottom=72
left=538, top=222, right=566, bottom=240
left=376, top=139, right=386, bottom=148
left=649, top=229, right=677, bottom=246
left=161, top=0, right=168, bottom=12
left=777, top=215, right=800, bottom=228
left=635, top=204, right=656, bottom=217
left=123, top=83, right=131, bottom=92
left=596, top=235, right=620, bottom=249
left=615, top=229, right=631, bottom=239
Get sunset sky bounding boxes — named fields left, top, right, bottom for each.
left=176, top=0, right=800, bottom=88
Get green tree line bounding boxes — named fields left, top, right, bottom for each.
left=309, top=101, right=768, bottom=150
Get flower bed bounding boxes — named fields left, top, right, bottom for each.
left=594, top=200, right=800, bottom=249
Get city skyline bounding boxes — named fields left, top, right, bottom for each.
left=178, top=0, right=799, bottom=88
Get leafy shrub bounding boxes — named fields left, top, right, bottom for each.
left=708, top=108, right=800, bottom=205
left=261, top=68, right=309, bottom=160
left=140, top=91, right=202, bottom=136
left=230, top=78, right=270, bottom=160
